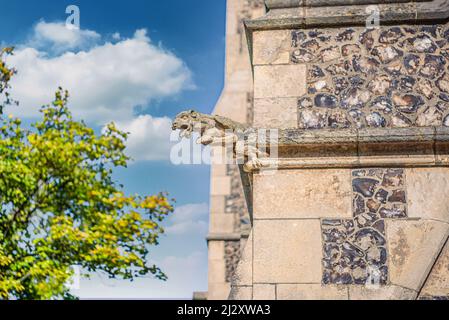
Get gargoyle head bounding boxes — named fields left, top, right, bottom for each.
left=172, top=110, right=200, bottom=138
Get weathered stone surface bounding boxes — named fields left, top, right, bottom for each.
left=277, top=284, right=348, bottom=300
left=228, top=286, right=252, bottom=300
left=231, top=231, right=253, bottom=286
left=387, top=220, right=449, bottom=291
left=419, top=240, right=449, bottom=298
left=253, top=219, right=323, bottom=283
left=253, top=169, right=352, bottom=219
left=253, top=284, right=276, bottom=300
left=253, top=30, right=291, bottom=65
left=254, top=98, right=298, bottom=129
left=254, top=65, right=307, bottom=99
left=406, top=168, right=449, bottom=223
left=349, top=285, right=417, bottom=300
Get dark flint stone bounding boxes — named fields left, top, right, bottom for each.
left=380, top=205, right=407, bottom=218
left=336, top=29, right=355, bottom=41
left=375, top=189, right=389, bottom=204
left=366, top=246, right=387, bottom=265
left=354, top=228, right=386, bottom=248
left=371, top=45, right=403, bottom=64
left=403, top=27, right=417, bottom=34
left=349, top=75, right=365, bottom=87
left=420, top=55, right=446, bottom=78
left=292, top=31, right=306, bottom=47
left=444, top=114, right=449, bottom=127
left=354, top=212, right=377, bottom=228
left=368, top=169, right=384, bottom=179
left=360, top=29, right=375, bottom=50
left=342, top=242, right=364, bottom=258
left=323, top=228, right=347, bottom=244
left=309, top=65, right=325, bottom=79
left=328, top=112, right=351, bottom=129
left=322, top=271, right=331, bottom=284
left=322, top=219, right=342, bottom=226
left=382, top=169, right=404, bottom=187
left=408, top=34, right=437, bottom=53
left=342, top=220, right=355, bottom=234
left=353, top=178, right=379, bottom=197
left=338, top=273, right=353, bottom=285
left=403, top=54, right=421, bottom=74
left=371, top=96, right=392, bottom=113
left=379, top=27, right=404, bottom=44
left=323, top=243, right=340, bottom=259
left=388, top=190, right=406, bottom=203
left=437, top=40, right=447, bottom=48
left=366, top=112, right=387, bottom=128
left=333, top=77, right=349, bottom=95
left=352, top=169, right=366, bottom=177
left=393, top=94, right=424, bottom=113
left=315, top=94, right=338, bottom=108
left=372, top=220, right=385, bottom=235
left=301, top=39, right=320, bottom=51
left=400, top=76, right=416, bottom=92
left=366, top=199, right=381, bottom=213
left=308, top=30, right=322, bottom=38
left=326, top=60, right=351, bottom=75
left=292, top=49, right=314, bottom=63
left=420, top=25, right=440, bottom=37
left=354, top=194, right=365, bottom=215
left=298, top=97, right=313, bottom=109
left=436, top=102, right=449, bottom=112
left=353, top=56, right=379, bottom=74
left=440, top=93, right=449, bottom=102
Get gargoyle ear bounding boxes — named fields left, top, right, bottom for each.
left=189, top=110, right=197, bottom=118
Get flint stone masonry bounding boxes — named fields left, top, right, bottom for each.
left=222, top=0, right=449, bottom=300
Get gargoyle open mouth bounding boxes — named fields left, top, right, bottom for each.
left=172, top=122, right=193, bottom=138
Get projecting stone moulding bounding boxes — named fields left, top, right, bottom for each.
left=247, top=0, right=449, bottom=31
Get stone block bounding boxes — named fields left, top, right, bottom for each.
left=208, top=240, right=225, bottom=261
left=228, top=286, right=252, bottom=300
left=406, top=168, right=449, bottom=224
left=253, top=98, right=298, bottom=129
left=253, top=169, right=352, bottom=219
left=209, top=213, right=236, bottom=234
left=276, top=284, right=348, bottom=300
left=254, top=65, right=307, bottom=99
left=208, top=257, right=226, bottom=284
left=349, top=285, right=417, bottom=300
left=253, top=219, right=323, bottom=283
left=419, top=240, right=449, bottom=298
left=232, top=232, right=253, bottom=286
left=210, top=196, right=226, bottom=214
left=253, top=284, right=276, bottom=300
left=253, top=30, right=291, bottom=65
left=211, top=176, right=231, bottom=196
left=387, top=220, right=449, bottom=291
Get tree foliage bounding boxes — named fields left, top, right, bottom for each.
left=0, top=48, right=173, bottom=299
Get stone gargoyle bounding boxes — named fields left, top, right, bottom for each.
left=172, top=110, right=269, bottom=172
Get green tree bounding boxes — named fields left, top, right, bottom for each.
left=0, top=48, right=173, bottom=300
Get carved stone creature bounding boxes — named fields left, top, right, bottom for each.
left=172, top=110, right=269, bottom=172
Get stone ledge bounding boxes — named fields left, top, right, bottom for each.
left=247, top=0, right=449, bottom=31
left=265, top=127, right=446, bottom=146
left=244, top=127, right=449, bottom=171
left=207, top=233, right=242, bottom=241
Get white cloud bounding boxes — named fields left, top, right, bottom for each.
left=7, top=27, right=193, bottom=124
left=165, top=203, right=209, bottom=236
left=114, top=115, right=173, bottom=161
left=29, top=21, right=101, bottom=53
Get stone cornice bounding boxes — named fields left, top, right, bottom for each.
left=249, top=127, right=449, bottom=171
left=246, top=0, right=449, bottom=31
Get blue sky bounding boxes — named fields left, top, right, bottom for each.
left=0, top=0, right=227, bottom=299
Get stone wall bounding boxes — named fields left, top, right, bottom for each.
left=228, top=0, right=449, bottom=300
left=205, top=0, right=265, bottom=300
left=252, top=24, right=449, bottom=130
